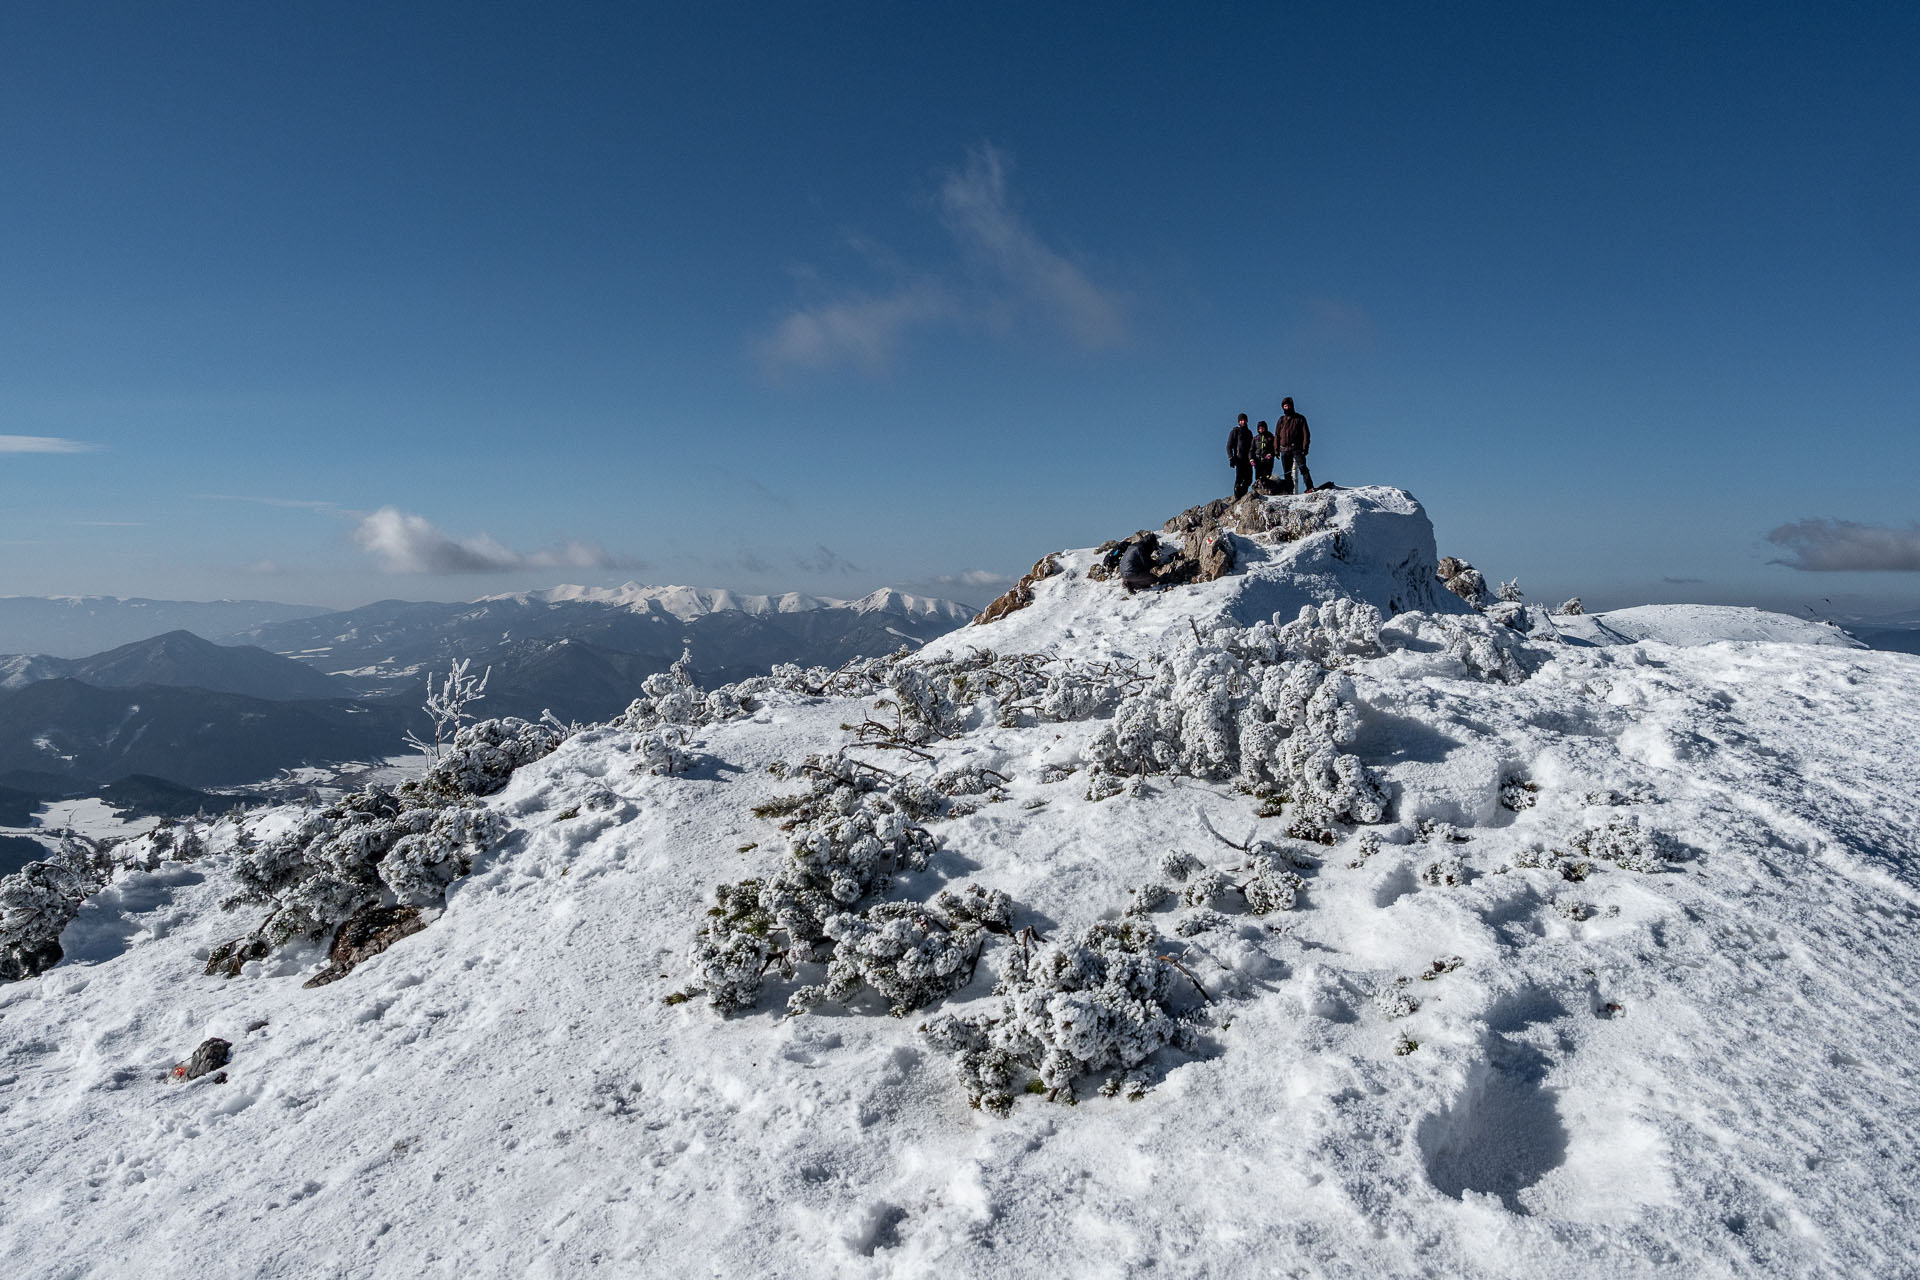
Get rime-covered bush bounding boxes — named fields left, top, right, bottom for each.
left=417, top=717, right=563, bottom=799
left=687, top=752, right=938, bottom=1012
left=1421, top=855, right=1465, bottom=887
left=1180, top=869, right=1232, bottom=909
left=1277, top=601, right=1385, bottom=669
left=1556, top=597, right=1584, bottom=617
left=1571, top=813, right=1666, bottom=873
left=0, top=848, right=108, bottom=982
left=224, top=785, right=507, bottom=945
left=789, top=884, right=1011, bottom=1017
left=932, top=765, right=1004, bottom=797
left=1175, top=909, right=1230, bottom=936
left=1500, top=779, right=1539, bottom=811
left=921, top=919, right=1195, bottom=1109
left=1374, top=987, right=1419, bottom=1019
left=1126, top=882, right=1173, bottom=915
left=1159, top=851, right=1200, bottom=882
left=1242, top=849, right=1305, bottom=914
left=633, top=726, right=695, bottom=777
left=1088, top=608, right=1391, bottom=828
left=1379, top=612, right=1530, bottom=684
left=1498, top=578, right=1524, bottom=604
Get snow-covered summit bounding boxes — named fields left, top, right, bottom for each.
left=1552, top=603, right=1864, bottom=649
left=927, top=485, right=1467, bottom=661
left=484, top=581, right=974, bottom=623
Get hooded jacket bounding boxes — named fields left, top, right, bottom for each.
left=1277, top=410, right=1310, bottom=454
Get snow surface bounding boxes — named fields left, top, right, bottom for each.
left=5, top=489, right=1919, bottom=1277
left=1550, top=604, right=1864, bottom=650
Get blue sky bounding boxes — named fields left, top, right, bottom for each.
left=2, top=1, right=1917, bottom=615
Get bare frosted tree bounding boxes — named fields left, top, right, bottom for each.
left=405, top=659, right=491, bottom=766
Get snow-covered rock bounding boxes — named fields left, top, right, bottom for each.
left=925, top=485, right=1468, bottom=661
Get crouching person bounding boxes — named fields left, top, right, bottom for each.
left=1119, top=534, right=1162, bottom=593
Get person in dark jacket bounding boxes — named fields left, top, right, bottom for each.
left=1253, top=420, right=1277, bottom=487
left=1227, top=412, right=1255, bottom=499
left=1118, top=534, right=1160, bottom=593
left=1277, top=397, right=1313, bottom=493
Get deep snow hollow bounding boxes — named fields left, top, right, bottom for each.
left=3, top=488, right=1918, bottom=1279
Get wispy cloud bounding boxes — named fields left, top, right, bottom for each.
left=759, top=142, right=1127, bottom=372
left=1767, top=519, right=1920, bottom=572
left=936, top=568, right=1015, bottom=590
left=0, top=435, right=100, bottom=454
left=796, top=544, right=863, bottom=575
left=760, top=284, right=956, bottom=373
left=352, top=507, right=644, bottom=575
left=938, top=143, right=1128, bottom=350
left=197, top=494, right=342, bottom=512
left=1660, top=576, right=1705, bottom=585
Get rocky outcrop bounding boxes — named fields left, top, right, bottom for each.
left=172, top=1037, right=231, bottom=1082
left=973, top=555, right=1062, bottom=626
left=1437, top=556, right=1492, bottom=607
left=303, top=904, right=426, bottom=988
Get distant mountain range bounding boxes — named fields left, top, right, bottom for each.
left=1, top=630, right=350, bottom=700
left=0, top=584, right=979, bottom=799
left=0, top=595, right=331, bottom=659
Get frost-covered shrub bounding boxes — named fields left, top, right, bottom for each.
left=1417, top=819, right=1469, bottom=844
left=1158, top=851, right=1200, bottom=882
left=1180, top=869, right=1232, bottom=909
left=1175, top=909, right=1230, bottom=936
left=1421, top=855, right=1465, bottom=887
left=1500, top=779, right=1539, bottom=811
left=1242, top=862, right=1304, bottom=914
left=622, top=649, right=775, bottom=735
left=0, top=847, right=109, bottom=982
left=1379, top=613, right=1530, bottom=684
left=1347, top=830, right=1383, bottom=868
left=922, top=919, right=1196, bottom=1109
left=224, top=785, right=507, bottom=946
left=416, top=717, right=563, bottom=800
left=1126, top=882, right=1172, bottom=915
left=1278, top=601, right=1384, bottom=669
left=1089, top=611, right=1389, bottom=827
left=687, top=753, right=938, bottom=1013
left=1571, top=814, right=1666, bottom=873
left=932, top=765, right=1004, bottom=797
left=633, top=726, right=695, bottom=777
left=1084, top=768, right=1126, bottom=802
left=1374, top=986, right=1419, bottom=1019
left=789, top=884, right=1011, bottom=1017
left=1498, top=579, right=1524, bottom=604
left=1555, top=898, right=1593, bottom=922
left=1556, top=597, right=1584, bottom=617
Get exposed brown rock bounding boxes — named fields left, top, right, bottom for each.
left=973, top=554, right=1062, bottom=626
left=302, top=904, right=426, bottom=988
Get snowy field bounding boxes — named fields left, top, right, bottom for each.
left=3, top=489, right=1918, bottom=1278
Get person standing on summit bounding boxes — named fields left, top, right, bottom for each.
left=1277, top=397, right=1313, bottom=494
left=1227, top=412, right=1255, bottom=499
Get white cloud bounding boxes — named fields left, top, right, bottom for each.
left=758, top=285, right=955, bottom=373
left=938, top=143, right=1129, bottom=350
left=0, top=435, right=100, bottom=454
left=1767, top=519, right=1920, bottom=572
left=352, top=507, right=641, bottom=575
left=759, top=142, right=1127, bottom=372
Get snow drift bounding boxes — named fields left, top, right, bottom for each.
left=4, top=486, right=1919, bottom=1278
